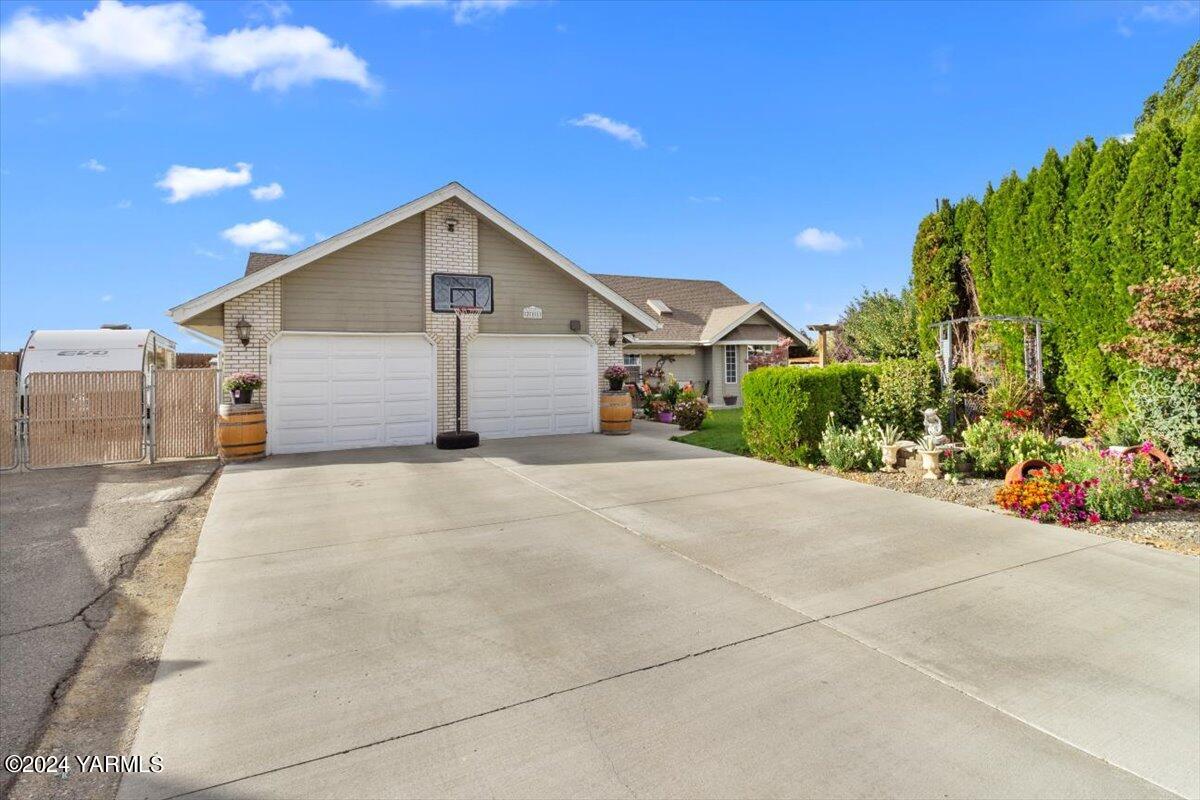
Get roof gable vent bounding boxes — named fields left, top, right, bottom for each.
left=647, top=298, right=672, bottom=315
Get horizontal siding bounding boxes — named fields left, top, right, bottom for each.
left=281, top=215, right=424, bottom=333
left=477, top=219, right=586, bottom=335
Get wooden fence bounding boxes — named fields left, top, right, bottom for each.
left=0, top=371, right=16, bottom=470
left=26, top=371, right=145, bottom=469
left=154, top=369, right=218, bottom=459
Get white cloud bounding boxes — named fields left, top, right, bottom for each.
left=157, top=162, right=251, bottom=203
left=380, top=0, right=518, bottom=25
left=0, top=0, right=375, bottom=92
left=116, top=198, right=132, bottom=209
left=568, top=113, right=646, bottom=149
left=246, top=1, right=292, bottom=23
left=250, top=181, right=284, bottom=201
left=220, top=218, right=303, bottom=250
left=687, top=195, right=721, bottom=204
left=1138, top=1, right=1199, bottom=23
left=1117, top=132, right=1135, bottom=143
left=194, top=246, right=224, bottom=260
left=100, top=293, right=114, bottom=302
left=794, top=227, right=859, bottom=253
left=80, top=157, right=107, bottom=172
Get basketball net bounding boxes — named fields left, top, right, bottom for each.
left=453, top=305, right=483, bottom=321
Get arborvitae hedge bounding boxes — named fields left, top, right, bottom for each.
left=910, top=101, right=1195, bottom=423
left=742, top=364, right=879, bottom=464
left=909, top=47, right=1198, bottom=424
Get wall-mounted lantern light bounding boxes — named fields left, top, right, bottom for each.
left=608, top=327, right=619, bottom=347
left=235, top=317, right=252, bottom=347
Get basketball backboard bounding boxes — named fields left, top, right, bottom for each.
left=431, top=273, right=493, bottom=313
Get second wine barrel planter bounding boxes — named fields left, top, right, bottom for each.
left=218, top=402, right=266, bottom=462
left=599, top=390, right=632, bottom=435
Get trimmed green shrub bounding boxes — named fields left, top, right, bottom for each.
left=961, top=417, right=1059, bottom=476
left=742, top=364, right=879, bottom=464
left=862, top=358, right=938, bottom=436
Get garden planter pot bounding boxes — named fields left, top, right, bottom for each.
left=1005, top=458, right=1052, bottom=485
left=916, top=449, right=942, bottom=480
left=1144, top=445, right=1175, bottom=473
left=723, top=395, right=737, bottom=406
left=880, top=443, right=910, bottom=472
left=608, top=378, right=625, bottom=391
left=231, top=387, right=255, bottom=405
left=657, top=411, right=675, bottom=423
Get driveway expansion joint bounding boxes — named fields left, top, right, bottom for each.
left=160, top=620, right=815, bottom=800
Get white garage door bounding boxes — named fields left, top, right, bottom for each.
left=268, top=334, right=435, bottom=454
left=468, top=336, right=596, bottom=439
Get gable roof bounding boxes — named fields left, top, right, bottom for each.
left=593, top=274, right=809, bottom=345
left=167, top=182, right=660, bottom=332
left=245, top=252, right=288, bottom=275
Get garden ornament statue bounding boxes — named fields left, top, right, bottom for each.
left=923, top=408, right=949, bottom=446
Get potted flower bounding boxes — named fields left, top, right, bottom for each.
left=916, top=434, right=942, bottom=480
left=603, top=364, right=629, bottom=391
left=223, top=372, right=263, bottom=405
left=648, top=398, right=673, bottom=423
left=723, top=394, right=738, bottom=406
left=643, top=365, right=665, bottom=391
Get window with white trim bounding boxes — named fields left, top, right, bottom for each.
left=724, top=346, right=738, bottom=384
left=623, top=354, right=640, bottom=368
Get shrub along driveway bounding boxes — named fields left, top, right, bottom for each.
left=120, top=427, right=1198, bottom=800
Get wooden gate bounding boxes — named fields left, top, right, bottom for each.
left=26, top=371, right=145, bottom=469
left=154, top=369, right=218, bottom=459
left=0, top=370, right=16, bottom=470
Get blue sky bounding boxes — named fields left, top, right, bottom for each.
left=1, top=0, right=1196, bottom=352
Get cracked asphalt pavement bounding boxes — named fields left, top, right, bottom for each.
left=0, top=460, right=217, bottom=769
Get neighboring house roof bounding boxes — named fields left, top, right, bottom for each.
left=244, top=252, right=288, bottom=275
left=593, top=274, right=809, bottom=345
left=167, top=182, right=660, bottom=332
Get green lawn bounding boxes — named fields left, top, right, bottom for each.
left=671, top=407, right=748, bottom=455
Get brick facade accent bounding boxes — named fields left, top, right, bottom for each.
left=424, top=198, right=479, bottom=433
left=221, top=279, right=281, bottom=404
left=587, top=293, right=623, bottom=390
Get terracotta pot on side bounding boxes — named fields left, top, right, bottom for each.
left=1144, top=445, right=1175, bottom=473
left=1005, top=458, right=1052, bottom=485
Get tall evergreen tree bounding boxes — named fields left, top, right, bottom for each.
left=1064, top=137, right=1096, bottom=225
left=1063, top=137, right=1132, bottom=416
left=1170, top=117, right=1200, bottom=270
left=911, top=199, right=960, bottom=354
left=986, top=171, right=1032, bottom=316
left=954, top=195, right=987, bottom=314
left=1111, top=120, right=1181, bottom=320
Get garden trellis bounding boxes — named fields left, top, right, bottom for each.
left=933, top=314, right=1048, bottom=428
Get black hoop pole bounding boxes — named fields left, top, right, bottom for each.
left=455, top=312, right=462, bottom=433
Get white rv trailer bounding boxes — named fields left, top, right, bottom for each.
left=18, top=327, right=177, bottom=386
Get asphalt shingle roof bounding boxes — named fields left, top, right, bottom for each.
left=244, top=252, right=289, bottom=275
left=592, top=274, right=753, bottom=343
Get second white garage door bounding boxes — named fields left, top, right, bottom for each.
left=268, top=333, right=435, bottom=454
left=468, top=335, right=596, bottom=438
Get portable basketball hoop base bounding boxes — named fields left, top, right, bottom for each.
left=435, top=303, right=484, bottom=450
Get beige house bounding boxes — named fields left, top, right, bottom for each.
left=595, top=275, right=808, bottom=407
left=169, top=182, right=802, bottom=454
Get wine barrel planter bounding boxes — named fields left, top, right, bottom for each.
left=599, top=390, right=632, bottom=435
left=218, top=402, right=266, bottom=462
left=1004, top=458, right=1052, bottom=485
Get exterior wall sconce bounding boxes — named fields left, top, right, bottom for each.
left=235, top=317, right=252, bottom=347
left=446, top=218, right=458, bottom=232
left=608, top=327, right=619, bottom=347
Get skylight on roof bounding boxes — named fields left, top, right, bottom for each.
left=647, top=298, right=672, bottom=315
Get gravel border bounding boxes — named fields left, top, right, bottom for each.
left=816, top=467, right=1199, bottom=557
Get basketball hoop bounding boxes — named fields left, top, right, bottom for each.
left=430, top=274, right=493, bottom=451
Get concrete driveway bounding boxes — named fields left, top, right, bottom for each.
left=120, top=427, right=1199, bottom=800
